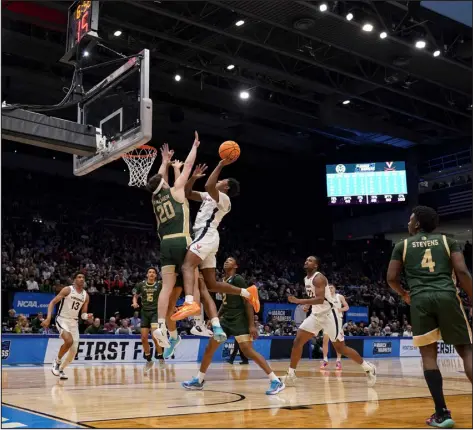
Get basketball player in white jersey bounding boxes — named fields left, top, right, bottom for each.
left=171, top=160, right=260, bottom=321
left=42, top=273, right=91, bottom=380
left=284, top=256, right=376, bottom=386
left=321, top=284, right=349, bottom=370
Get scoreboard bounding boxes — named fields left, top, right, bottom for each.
left=326, top=161, right=408, bottom=205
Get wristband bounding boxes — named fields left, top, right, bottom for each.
left=81, top=313, right=89, bottom=320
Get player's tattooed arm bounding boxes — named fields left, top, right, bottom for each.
left=185, top=164, right=208, bottom=201
left=158, top=143, right=174, bottom=184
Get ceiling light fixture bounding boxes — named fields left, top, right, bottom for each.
left=362, top=23, right=374, bottom=32
left=235, top=20, right=245, bottom=27
left=174, top=74, right=181, bottom=82
left=227, top=64, right=235, bottom=70
left=346, top=12, right=354, bottom=21
left=319, top=3, right=328, bottom=12
left=239, top=91, right=250, bottom=100
left=433, top=50, right=441, bottom=57
left=380, top=31, right=387, bottom=39
left=342, top=100, right=350, bottom=105
left=415, top=40, right=426, bottom=49
left=83, top=51, right=89, bottom=57
left=113, top=30, right=122, bottom=37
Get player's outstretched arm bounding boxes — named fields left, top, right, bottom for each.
left=174, top=131, right=200, bottom=190
left=205, top=158, right=235, bottom=202
left=41, top=287, right=70, bottom=328
left=451, top=250, right=472, bottom=299
left=185, top=164, right=208, bottom=202
left=157, top=143, right=174, bottom=184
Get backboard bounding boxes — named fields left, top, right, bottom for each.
left=73, top=49, right=152, bottom=176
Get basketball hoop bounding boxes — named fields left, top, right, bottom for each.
left=122, top=145, right=158, bottom=187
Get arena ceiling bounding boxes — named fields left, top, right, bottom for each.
left=2, top=1, right=472, bottom=156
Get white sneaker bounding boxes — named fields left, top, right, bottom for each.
left=153, top=327, right=170, bottom=348
left=51, top=359, right=60, bottom=376
left=365, top=362, right=377, bottom=387
left=283, top=372, right=297, bottom=387
left=59, top=370, right=68, bottom=380
left=191, top=324, right=213, bottom=337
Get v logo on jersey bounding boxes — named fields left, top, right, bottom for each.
left=194, top=244, right=202, bottom=253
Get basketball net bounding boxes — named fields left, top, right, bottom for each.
left=122, top=145, right=157, bottom=187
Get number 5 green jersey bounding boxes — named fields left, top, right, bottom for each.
left=152, top=187, right=191, bottom=240
left=390, top=232, right=460, bottom=297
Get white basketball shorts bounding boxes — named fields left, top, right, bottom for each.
left=56, top=316, right=80, bottom=342
left=299, top=309, right=344, bottom=342
left=188, top=228, right=220, bottom=270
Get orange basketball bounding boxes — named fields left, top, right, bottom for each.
left=219, top=141, right=240, bottom=161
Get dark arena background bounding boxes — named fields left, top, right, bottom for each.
left=1, top=1, right=472, bottom=428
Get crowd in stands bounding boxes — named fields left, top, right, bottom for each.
left=2, top=168, right=472, bottom=337
left=431, top=174, right=471, bottom=190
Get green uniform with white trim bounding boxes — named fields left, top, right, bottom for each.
left=390, top=232, right=472, bottom=347
left=133, top=281, right=162, bottom=328
left=220, top=274, right=251, bottom=342
left=152, top=186, right=191, bottom=281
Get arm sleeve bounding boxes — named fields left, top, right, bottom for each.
left=217, top=192, right=231, bottom=212
left=390, top=241, right=405, bottom=261
left=446, top=236, right=461, bottom=253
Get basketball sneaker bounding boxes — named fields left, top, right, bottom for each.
left=59, top=370, right=68, bottom=380
left=283, top=372, right=297, bottom=387
left=266, top=379, right=286, bottom=395
left=426, top=410, right=455, bottom=428
left=144, top=360, right=154, bottom=374
left=190, top=324, right=213, bottom=337
left=171, top=302, right=201, bottom=321
left=163, top=335, right=181, bottom=359
left=245, top=285, right=260, bottom=313
left=153, top=326, right=170, bottom=348
left=320, top=360, right=328, bottom=370
left=182, top=377, right=205, bottom=391
left=51, top=359, right=60, bottom=376
left=335, top=361, right=342, bottom=370
left=365, top=362, right=377, bottom=387
left=212, top=326, right=227, bottom=343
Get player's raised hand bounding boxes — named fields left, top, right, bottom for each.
left=172, top=160, right=184, bottom=170
left=160, top=143, right=174, bottom=164
left=192, top=164, right=208, bottom=179
left=193, top=131, right=200, bottom=147
left=219, top=157, right=237, bottom=167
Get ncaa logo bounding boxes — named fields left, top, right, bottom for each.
left=335, top=164, right=346, bottom=174
left=2, top=340, right=11, bottom=360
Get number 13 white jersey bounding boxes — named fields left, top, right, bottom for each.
left=57, top=285, right=87, bottom=320
left=304, top=271, right=333, bottom=315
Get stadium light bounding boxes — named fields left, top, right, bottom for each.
left=342, top=100, right=350, bottom=105
left=174, top=74, right=181, bottom=82
left=235, top=20, right=245, bottom=26
left=227, top=64, right=235, bottom=70
left=380, top=32, right=387, bottom=39
left=433, top=50, right=441, bottom=57
left=239, top=91, right=250, bottom=100
left=346, top=12, right=354, bottom=21
left=319, top=3, right=328, bottom=12
left=415, top=40, right=426, bottom=49
left=362, top=23, right=374, bottom=32
left=83, top=51, right=90, bottom=57
left=113, top=30, right=122, bottom=37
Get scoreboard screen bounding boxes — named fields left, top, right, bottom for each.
left=326, top=161, right=408, bottom=205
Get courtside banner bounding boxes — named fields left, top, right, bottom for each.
left=345, top=306, right=369, bottom=323
left=363, top=337, right=400, bottom=358
left=263, top=303, right=297, bottom=323
left=13, top=292, right=55, bottom=317
left=400, top=339, right=459, bottom=357
left=1, top=336, right=49, bottom=364
left=44, top=337, right=199, bottom=363
left=197, top=337, right=272, bottom=362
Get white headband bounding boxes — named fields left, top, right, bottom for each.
left=152, top=178, right=165, bottom=195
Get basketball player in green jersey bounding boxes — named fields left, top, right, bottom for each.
left=132, top=267, right=178, bottom=369
left=146, top=133, right=200, bottom=350
left=387, top=206, right=472, bottom=428
left=182, top=257, right=285, bottom=395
